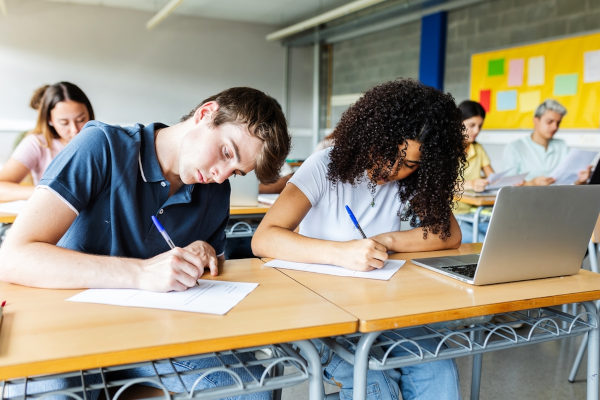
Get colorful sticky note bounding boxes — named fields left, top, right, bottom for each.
left=479, top=89, right=491, bottom=112
left=508, top=59, right=524, bottom=86
left=488, top=59, right=504, bottom=76
left=496, top=90, right=517, bottom=111
left=584, top=50, right=600, bottom=83
left=554, top=74, right=578, bottom=96
left=527, top=56, right=545, bottom=86
left=519, top=91, right=541, bottom=112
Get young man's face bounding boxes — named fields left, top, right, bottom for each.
left=533, top=110, right=563, bottom=142
left=179, top=104, right=263, bottom=185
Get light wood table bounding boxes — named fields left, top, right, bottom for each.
left=0, top=213, right=16, bottom=224
left=275, top=244, right=600, bottom=400
left=0, top=258, right=356, bottom=398
left=230, top=205, right=270, bottom=217
left=456, top=194, right=496, bottom=242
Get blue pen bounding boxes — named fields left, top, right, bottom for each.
left=151, top=215, right=176, bottom=249
left=345, top=205, right=367, bottom=239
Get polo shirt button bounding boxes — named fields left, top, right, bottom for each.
left=161, top=181, right=166, bottom=187
left=159, top=209, right=164, bottom=214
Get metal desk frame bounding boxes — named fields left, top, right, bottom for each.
left=323, top=304, right=599, bottom=400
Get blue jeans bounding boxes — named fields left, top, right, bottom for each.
left=321, top=328, right=461, bottom=400
left=3, top=354, right=269, bottom=400
left=2, top=372, right=103, bottom=400
left=458, top=218, right=490, bottom=244
left=111, top=353, right=271, bottom=399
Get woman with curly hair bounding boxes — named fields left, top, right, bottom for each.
left=252, top=79, right=466, bottom=400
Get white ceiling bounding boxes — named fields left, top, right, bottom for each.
left=47, top=0, right=354, bottom=26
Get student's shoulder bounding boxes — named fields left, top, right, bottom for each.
left=505, top=136, right=530, bottom=152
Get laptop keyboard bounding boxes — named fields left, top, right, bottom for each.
left=442, top=264, right=478, bottom=279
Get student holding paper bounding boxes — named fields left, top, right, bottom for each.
left=0, top=86, right=290, bottom=399
left=252, top=79, right=465, bottom=400
left=454, top=100, right=495, bottom=242
left=503, top=99, right=591, bottom=186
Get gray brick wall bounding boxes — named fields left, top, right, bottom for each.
left=326, top=20, right=421, bottom=126
left=445, top=0, right=600, bottom=102
left=331, top=20, right=421, bottom=95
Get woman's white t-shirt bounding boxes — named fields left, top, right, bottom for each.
left=289, top=148, right=406, bottom=241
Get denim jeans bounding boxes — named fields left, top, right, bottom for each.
left=3, top=354, right=270, bottom=400
left=111, top=353, right=271, bottom=399
left=458, top=218, right=490, bottom=244
left=320, top=327, right=461, bottom=400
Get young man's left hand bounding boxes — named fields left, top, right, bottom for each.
left=183, top=241, right=219, bottom=276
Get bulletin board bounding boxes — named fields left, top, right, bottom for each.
left=469, top=31, right=600, bottom=129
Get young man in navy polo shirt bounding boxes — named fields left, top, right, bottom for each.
left=0, top=86, right=289, bottom=290
left=0, top=87, right=289, bottom=398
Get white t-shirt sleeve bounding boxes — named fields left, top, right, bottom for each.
left=289, top=148, right=331, bottom=206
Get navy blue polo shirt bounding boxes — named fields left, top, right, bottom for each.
left=39, top=121, right=230, bottom=258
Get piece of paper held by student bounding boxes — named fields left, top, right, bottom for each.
left=264, top=259, right=405, bottom=280
left=550, top=149, right=598, bottom=185
left=486, top=172, right=528, bottom=190
left=67, top=280, right=258, bottom=315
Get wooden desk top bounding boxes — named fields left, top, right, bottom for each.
left=276, top=243, right=600, bottom=332
left=0, top=206, right=269, bottom=223
left=455, top=194, right=496, bottom=206
left=229, top=205, right=270, bottom=216
left=0, top=258, right=356, bottom=380
left=0, top=213, right=16, bottom=224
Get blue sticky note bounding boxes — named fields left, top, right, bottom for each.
left=496, top=90, right=517, bottom=111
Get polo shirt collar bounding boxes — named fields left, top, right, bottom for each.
left=139, top=122, right=168, bottom=183
left=139, top=123, right=196, bottom=203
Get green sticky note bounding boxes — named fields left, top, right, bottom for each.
left=554, top=74, right=578, bottom=96
left=488, top=59, right=504, bottom=76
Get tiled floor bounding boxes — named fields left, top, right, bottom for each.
left=282, top=324, right=591, bottom=399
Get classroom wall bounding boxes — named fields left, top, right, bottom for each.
left=303, top=0, right=600, bottom=166
left=0, top=0, right=314, bottom=162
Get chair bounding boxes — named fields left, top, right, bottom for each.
left=568, top=214, right=600, bottom=382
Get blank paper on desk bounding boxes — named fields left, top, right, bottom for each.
left=67, top=280, right=258, bottom=315
left=264, top=259, right=405, bottom=280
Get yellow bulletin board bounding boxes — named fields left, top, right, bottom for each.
left=470, top=31, right=600, bottom=129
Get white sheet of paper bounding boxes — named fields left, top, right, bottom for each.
left=257, top=194, right=279, bottom=205
left=486, top=172, right=528, bottom=190
left=66, top=280, right=258, bottom=315
left=264, top=259, right=405, bottom=280
left=584, top=50, right=600, bottom=83
left=550, top=149, right=598, bottom=185
left=0, top=200, right=27, bottom=214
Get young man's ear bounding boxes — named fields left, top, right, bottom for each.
left=193, top=101, right=220, bottom=124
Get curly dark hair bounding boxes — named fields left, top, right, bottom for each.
left=327, top=79, right=467, bottom=239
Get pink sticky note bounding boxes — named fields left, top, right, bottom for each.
left=508, top=59, right=524, bottom=87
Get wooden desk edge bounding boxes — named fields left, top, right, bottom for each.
left=0, top=320, right=357, bottom=381
left=359, top=290, right=600, bottom=332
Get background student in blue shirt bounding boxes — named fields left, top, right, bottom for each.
left=0, top=86, right=290, bottom=398
left=252, top=79, right=466, bottom=400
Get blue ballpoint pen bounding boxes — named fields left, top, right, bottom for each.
left=344, top=205, right=367, bottom=239
left=151, top=215, right=176, bottom=249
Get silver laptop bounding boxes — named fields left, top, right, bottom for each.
left=229, top=171, right=259, bottom=206
left=413, top=185, right=600, bottom=285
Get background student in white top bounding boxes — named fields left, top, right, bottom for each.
left=503, top=99, right=591, bottom=186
